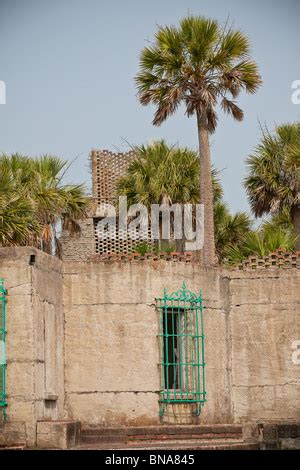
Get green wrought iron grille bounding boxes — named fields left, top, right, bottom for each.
left=156, top=282, right=206, bottom=417
left=0, top=278, right=7, bottom=421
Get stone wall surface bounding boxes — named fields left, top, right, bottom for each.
left=0, top=248, right=299, bottom=447
left=61, top=218, right=95, bottom=262
left=0, top=248, right=64, bottom=447
left=63, top=261, right=300, bottom=427
left=229, top=272, right=300, bottom=423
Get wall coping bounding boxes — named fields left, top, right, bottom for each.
left=0, top=247, right=299, bottom=271
left=88, top=249, right=300, bottom=270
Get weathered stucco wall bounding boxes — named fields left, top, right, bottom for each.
left=63, top=263, right=232, bottom=426
left=0, top=248, right=299, bottom=446
left=0, top=248, right=64, bottom=447
left=229, top=272, right=300, bottom=422
left=63, top=261, right=300, bottom=427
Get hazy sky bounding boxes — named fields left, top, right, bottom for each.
left=0, top=0, right=299, bottom=213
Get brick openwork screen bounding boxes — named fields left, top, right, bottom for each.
left=91, top=149, right=153, bottom=255
left=92, top=149, right=136, bottom=205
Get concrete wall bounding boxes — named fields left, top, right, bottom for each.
left=0, top=248, right=64, bottom=447
left=63, top=261, right=300, bottom=427
left=0, top=248, right=299, bottom=446
left=229, top=272, right=300, bottom=422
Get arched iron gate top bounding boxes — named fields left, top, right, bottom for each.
left=156, top=282, right=206, bottom=417
left=160, top=281, right=202, bottom=303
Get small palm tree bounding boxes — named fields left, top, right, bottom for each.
left=226, top=226, right=297, bottom=264
left=135, top=15, right=262, bottom=265
left=117, top=140, right=222, bottom=251
left=117, top=141, right=203, bottom=207
left=0, top=153, right=89, bottom=254
left=260, top=208, right=294, bottom=234
left=214, top=201, right=252, bottom=261
left=245, top=122, right=300, bottom=250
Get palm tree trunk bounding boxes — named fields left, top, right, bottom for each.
left=196, top=111, right=216, bottom=266
left=291, top=204, right=300, bottom=251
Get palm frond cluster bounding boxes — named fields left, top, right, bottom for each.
left=117, top=140, right=222, bottom=207
left=136, top=15, right=262, bottom=130
left=0, top=154, right=89, bottom=254
left=245, top=122, right=300, bottom=251
left=245, top=123, right=300, bottom=216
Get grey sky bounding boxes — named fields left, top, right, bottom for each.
left=0, top=0, right=299, bottom=214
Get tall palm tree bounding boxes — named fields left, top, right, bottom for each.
left=245, top=122, right=300, bottom=250
left=0, top=153, right=89, bottom=254
left=135, top=15, right=262, bottom=265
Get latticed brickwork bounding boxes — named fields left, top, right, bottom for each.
left=91, top=149, right=136, bottom=204
left=91, top=149, right=155, bottom=255
left=89, top=249, right=300, bottom=270
left=94, top=218, right=153, bottom=256
left=237, top=249, right=300, bottom=270
left=61, top=149, right=155, bottom=259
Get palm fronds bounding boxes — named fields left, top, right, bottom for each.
left=0, top=153, right=89, bottom=255
left=117, top=140, right=222, bottom=207
left=136, top=15, right=262, bottom=131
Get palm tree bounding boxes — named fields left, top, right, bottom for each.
left=214, top=201, right=252, bottom=261
left=0, top=161, right=39, bottom=245
left=226, top=225, right=297, bottom=264
left=117, top=140, right=223, bottom=251
left=135, top=15, right=262, bottom=265
left=260, top=208, right=294, bottom=234
left=0, top=193, right=40, bottom=246
left=245, top=122, right=300, bottom=250
left=0, top=153, right=89, bottom=254
left=117, top=141, right=203, bottom=208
